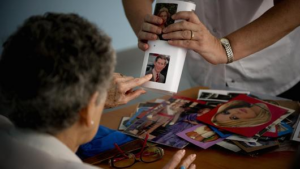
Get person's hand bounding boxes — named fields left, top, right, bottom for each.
left=162, top=11, right=227, bottom=65
left=105, top=73, right=152, bottom=108
left=137, top=14, right=164, bottom=51
left=163, top=150, right=196, bottom=169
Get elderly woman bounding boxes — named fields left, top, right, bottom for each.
left=0, top=13, right=196, bottom=169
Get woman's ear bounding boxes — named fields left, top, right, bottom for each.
left=79, top=92, right=101, bottom=128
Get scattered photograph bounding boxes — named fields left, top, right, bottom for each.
left=292, top=114, right=300, bottom=142
left=177, top=124, right=224, bottom=149
left=209, top=126, right=232, bottom=138
left=197, top=95, right=291, bottom=137
left=226, top=134, right=257, bottom=143
left=145, top=53, right=170, bottom=84
left=197, top=89, right=250, bottom=103
left=125, top=102, right=160, bottom=127
left=216, top=140, right=241, bottom=152
left=277, top=122, right=293, bottom=136
left=154, top=3, right=178, bottom=40
left=118, top=117, right=130, bottom=131
left=232, top=140, right=279, bottom=153
left=124, top=96, right=213, bottom=148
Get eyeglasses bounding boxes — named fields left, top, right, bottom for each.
left=109, top=134, right=164, bottom=168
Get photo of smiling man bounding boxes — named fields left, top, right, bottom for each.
left=145, top=53, right=169, bottom=83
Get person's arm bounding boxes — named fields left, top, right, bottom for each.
left=122, top=0, right=153, bottom=36
left=228, top=0, right=300, bottom=62
left=164, top=0, right=300, bottom=64
left=122, top=0, right=162, bottom=50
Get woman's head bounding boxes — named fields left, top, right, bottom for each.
left=157, top=7, right=170, bottom=25
left=211, top=101, right=271, bottom=127
left=0, top=13, right=115, bottom=139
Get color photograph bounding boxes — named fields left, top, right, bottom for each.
left=124, top=96, right=211, bottom=148
left=145, top=53, right=170, bottom=84
left=154, top=3, right=178, bottom=40
left=197, top=95, right=289, bottom=137
left=177, top=124, right=224, bottom=149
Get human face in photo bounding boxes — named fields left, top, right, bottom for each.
left=159, top=11, right=168, bottom=24
left=154, top=58, right=166, bottom=73
left=215, top=106, right=258, bottom=122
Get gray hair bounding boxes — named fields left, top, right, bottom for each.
left=0, top=13, right=116, bottom=134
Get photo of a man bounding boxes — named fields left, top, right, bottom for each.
left=145, top=54, right=169, bottom=83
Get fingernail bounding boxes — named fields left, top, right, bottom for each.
left=157, top=28, right=162, bottom=34
left=191, top=154, right=196, bottom=159
left=146, top=74, right=152, bottom=79
left=181, top=149, right=186, bottom=155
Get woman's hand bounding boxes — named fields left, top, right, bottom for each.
left=162, top=11, right=227, bottom=65
left=105, top=73, right=152, bottom=108
left=137, top=14, right=164, bottom=51
left=163, top=150, right=196, bottom=169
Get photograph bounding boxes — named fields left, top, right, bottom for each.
left=118, top=117, right=130, bottom=131
left=209, top=126, right=232, bottom=138
left=292, top=114, right=300, bottom=142
left=124, top=96, right=212, bottom=148
left=197, top=89, right=250, bottom=103
left=154, top=3, right=178, bottom=40
left=197, top=95, right=291, bottom=137
left=145, top=53, right=170, bottom=83
left=177, top=124, right=224, bottom=149
left=232, top=140, right=279, bottom=153
left=124, top=102, right=160, bottom=127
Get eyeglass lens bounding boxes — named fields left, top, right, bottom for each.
left=141, top=147, right=164, bottom=163
left=111, top=147, right=163, bottom=168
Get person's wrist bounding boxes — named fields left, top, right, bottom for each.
left=220, top=38, right=234, bottom=64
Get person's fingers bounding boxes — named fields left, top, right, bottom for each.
left=142, top=22, right=162, bottom=34
left=115, top=76, right=135, bottom=83
left=162, top=30, right=198, bottom=41
left=121, top=89, right=147, bottom=104
left=162, top=150, right=186, bottom=169
left=122, top=74, right=152, bottom=91
left=144, top=14, right=163, bottom=25
left=189, top=164, right=196, bottom=169
left=163, top=20, right=196, bottom=34
left=138, top=31, right=158, bottom=41
left=138, top=41, right=149, bottom=51
left=171, top=11, right=200, bottom=24
left=180, top=154, right=196, bottom=169
left=167, top=40, right=198, bottom=51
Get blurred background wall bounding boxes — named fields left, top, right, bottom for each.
left=0, top=0, right=192, bottom=112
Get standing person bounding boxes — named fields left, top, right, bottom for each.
left=146, top=55, right=168, bottom=83
left=0, top=13, right=196, bottom=169
left=122, top=0, right=300, bottom=101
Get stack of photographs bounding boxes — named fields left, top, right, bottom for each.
left=123, top=96, right=213, bottom=148
left=121, top=90, right=300, bottom=156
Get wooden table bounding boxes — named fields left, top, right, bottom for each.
left=95, top=87, right=300, bottom=169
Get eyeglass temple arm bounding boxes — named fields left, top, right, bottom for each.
left=136, top=133, right=149, bottom=156
left=114, top=143, right=129, bottom=158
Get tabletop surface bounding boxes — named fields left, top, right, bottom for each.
left=92, top=87, right=300, bottom=169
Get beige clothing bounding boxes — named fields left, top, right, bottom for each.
left=0, top=115, right=100, bottom=169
